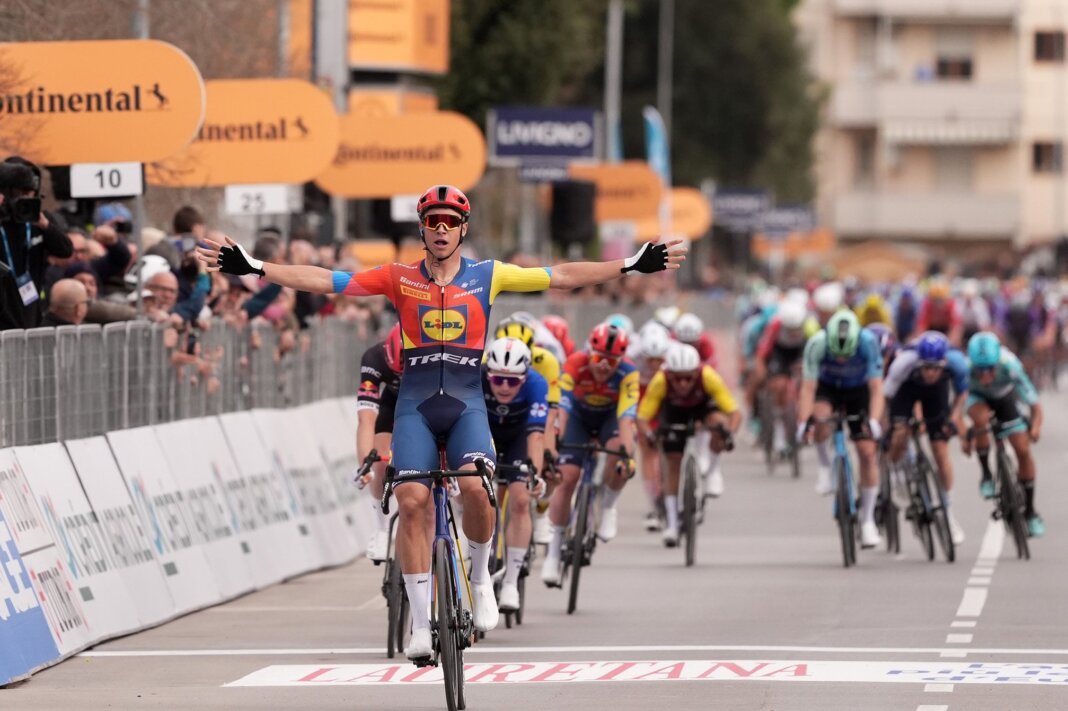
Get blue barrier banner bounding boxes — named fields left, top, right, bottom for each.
left=491, top=107, right=598, bottom=161
left=0, top=508, right=60, bottom=685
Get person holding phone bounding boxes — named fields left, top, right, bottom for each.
left=0, top=157, right=73, bottom=330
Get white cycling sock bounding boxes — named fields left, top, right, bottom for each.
left=547, top=525, right=564, bottom=560
left=504, top=547, right=526, bottom=587
left=664, top=495, right=679, bottom=531
left=602, top=486, right=623, bottom=511
left=816, top=440, right=832, bottom=468
left=403, top=573, right=431, bottom=631
left=859, top=486, right=878, bottom=525
left=707, top=452, right=721, bottom=476
left=773, top=421, right=786, bottom=449
left=942, top=489, right=952, bottom=512
left=467, top=538, right=491, bottom=585
left=643, top=476, right=659, bottom=508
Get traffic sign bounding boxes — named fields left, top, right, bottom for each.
left=315, top=111, right=486, bottom=198
left=70, top=162, right=144, bottom=198
left=147, top=79, right=340, bottom=187
left=0, top=40, right=205, bottom=165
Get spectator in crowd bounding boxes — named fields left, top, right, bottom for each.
left=149, top=205, right=206, bottom=270
left=63, top=262, right=138, bottom=323
left=288, top=238, right=327, bottom=329
left=42, top=278, right=89, bottom=327
left=0, top=158, right=73, bottom=330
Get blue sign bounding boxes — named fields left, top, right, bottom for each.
left=712, top=189, right=772, bottom=233
left=0, top=510, right=60, bottom=684
left=491, top=107, right=598, bottom=161
left=519, top=162, right=570, bottom=183
left=642, top=106, right=670, bottom=185
left=760, top=205, right=816, bottom=240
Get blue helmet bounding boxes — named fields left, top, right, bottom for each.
left=915, top=331, right=948, bottom=365
left=968, top=332, right=1001, bottom=369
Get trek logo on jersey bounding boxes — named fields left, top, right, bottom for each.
left=407, top=352, right=480, bottom=367
left=419, top=305, right=468, bottom=344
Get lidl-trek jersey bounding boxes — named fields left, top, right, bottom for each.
left=559, top=352, right=640, bottom=420
left=334, top=258, right=551, bottom=479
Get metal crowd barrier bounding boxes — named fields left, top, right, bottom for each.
left=0, top=318, right=369, bottom=448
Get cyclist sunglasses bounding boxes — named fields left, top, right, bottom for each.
left=589, top=352, right=620, bottom=366
left=422, top=213, right=465, bottom=230
left=488, top=374, right=524, bottom=387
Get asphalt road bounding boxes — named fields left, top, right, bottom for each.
left=8, top=392, right=1068, bottom=711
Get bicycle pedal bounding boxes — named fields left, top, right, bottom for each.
left=411, top=656, right=436, bottom=668
left=372, top=559, right=382, bottom=567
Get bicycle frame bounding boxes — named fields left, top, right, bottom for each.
left=830, top=421, right=858, bottom=520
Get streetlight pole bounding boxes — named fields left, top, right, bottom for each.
left=604, top=0, right=624, bottom=162
left=657, top=0, right=674, bottom=139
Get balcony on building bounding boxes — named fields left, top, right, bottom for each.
left=833, top=0, right=1018, bottom=24
left=834, top=191, right=1018, bottom=240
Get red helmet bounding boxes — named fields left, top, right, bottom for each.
left=384, top=323, right=403, bottom=373
left=588, top=323, right=629, bottom=357
left=417, top=185, right=471, bottom=218
left=541, top=315, right=569, bottom=342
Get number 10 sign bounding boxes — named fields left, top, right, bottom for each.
left=70, top=162, right=145, bottom=198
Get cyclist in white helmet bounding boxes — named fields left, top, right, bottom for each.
left=673, top=312, right=716, bottom=367
left=633, top=323, right=672, bottom=531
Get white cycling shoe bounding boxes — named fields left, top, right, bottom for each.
left=860, top=520, right=881, bottom=549
left=814, top=465, right=834, bottom=496
left=498, top=583, right=520, bottom=611
left=661, top=526, right=679, bottom=548
left=406, top=627, right=433, bottom=660
left=366, top=530, right=389, bottom=562
left=706, top=469, right=724, bottom=498
left=597, top=507, right=619, bottom=541
left=541, top=554, right=561, bottom=586
left=471, top=581, right=499, bottom=632
left=532, top=512, right=552, bottom=545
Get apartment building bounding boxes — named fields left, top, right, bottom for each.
left=795, top=0, right=1068, bottom=260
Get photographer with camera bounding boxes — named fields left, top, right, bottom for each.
left=0, top=156, right=73, bottom=330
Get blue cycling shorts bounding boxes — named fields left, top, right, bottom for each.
left=391, top=392, right=497, bottom=487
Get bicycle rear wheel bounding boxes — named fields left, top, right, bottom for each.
left=568, top=484, right=591, bottom=614
left=434, top=538, right=460, bottom=711
left=682, top=455, right=698, bottom=567
left=998, top=455, right=1030, bottom=561
left=834, top=458, right=856, bottom=567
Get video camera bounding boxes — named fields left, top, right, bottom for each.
left=0, top=160, right=42, bottom=224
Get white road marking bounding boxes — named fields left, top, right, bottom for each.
left=355, top=595, right=386, bottom=611
left=967, top=577, right=992, bottom=586
left=951, top=621, right=977, bottom=628
left=978, top=517, right=1005, bottom=560
left=916, top=705, right=949, bottom=711
left=946, top=634, right=973, bottom=644
left=222, top=660, right=1068, bottom=687
left=78, top=644, right=1068, bottom=658
left=971, top=567, right=995, bottom=576
left=956, top=588, right=988, bottom=618
left=205, top=606, right=365, bottom=613
left=939, top=651, right=967, bottom=658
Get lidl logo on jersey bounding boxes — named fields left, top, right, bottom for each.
left=419, top=305, right=468, bottom=344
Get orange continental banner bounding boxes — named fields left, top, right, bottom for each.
left=147, top=79, right=339, bottom=187
left=347, top=86, right=439, bottom=116
left=568, top=161, right=662, bottom=223
left=636, top=187, right=713, bottom=240
left=348, top=0, right=449, bottom=74
left=0, top=39, right=205, bottom=165
left=316, top=111, right=486, bottom=198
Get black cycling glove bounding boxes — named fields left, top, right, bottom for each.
left=217, top=242, right=265, bottom=277
left=621, top=241, right=670, bottom=274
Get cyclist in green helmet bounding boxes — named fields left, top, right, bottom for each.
left=961, top=332, right=1045, bottom=537
left=797, top=310, right=886, bottom=548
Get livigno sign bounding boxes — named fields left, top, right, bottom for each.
left=316, top=111, right=486, bottom=198
left=147, top=79, right=340, bottom=187
left=489, top=107, right=598, bottom=162
left=0, top=40, right=205, bottom=164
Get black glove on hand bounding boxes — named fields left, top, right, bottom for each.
left=218, top=242, right=265, bottom=277
left=621, top=241, right=669, bottom=274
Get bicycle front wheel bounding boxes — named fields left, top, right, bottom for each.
left=386, top=560, right=403, bottom=658
left=911, top=463, right=936, bottom=562
left=682, top=454, right=698, bottom=567
left=434, top=538, right=461, bottom=711
left=998, top=454, right=1030, bottom=561
left=834, top=458, right=856, bottom=568
left=929, top=469, right=955, bottom=563
left=568, top=484, right=591, bottom=614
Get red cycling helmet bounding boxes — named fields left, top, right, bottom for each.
left=384, top=323, right=403, bottom=373
left=417, top=184, right=471, bottom=218
left=588, top=323, right=629, bottom=357
left=542, top=314, right=569, bottom=342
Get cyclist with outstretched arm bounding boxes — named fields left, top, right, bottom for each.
left=197, top=184, right=686, bottom=660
